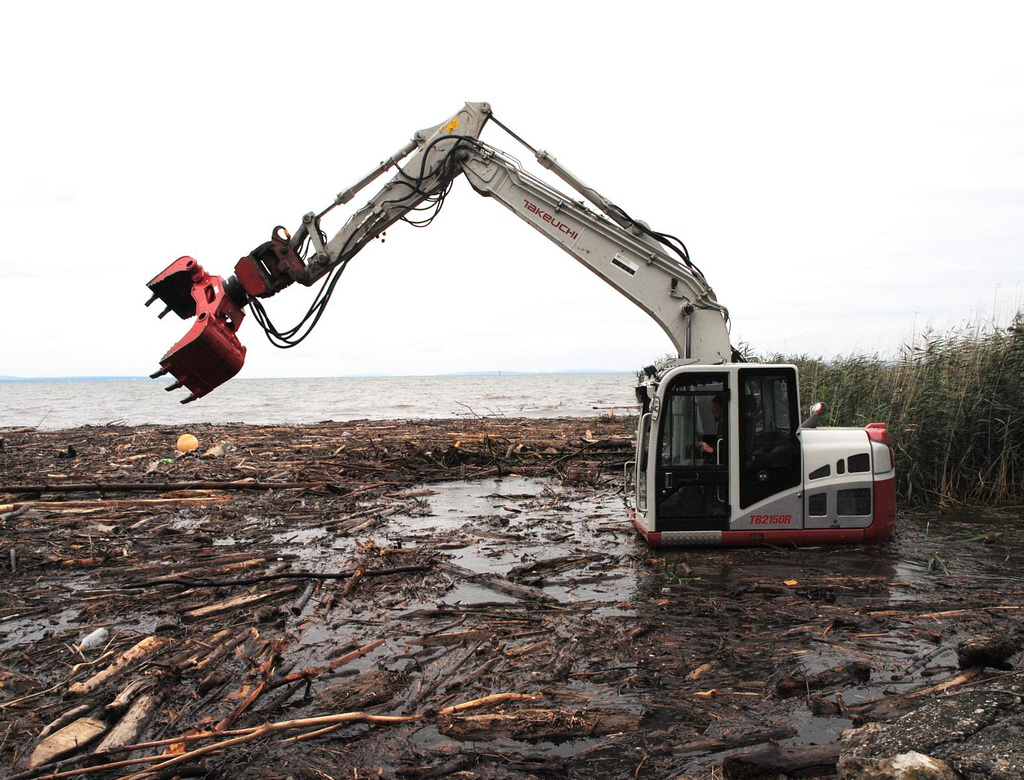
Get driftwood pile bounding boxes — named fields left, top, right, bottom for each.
left=1, top=417, right=1022, bottom=779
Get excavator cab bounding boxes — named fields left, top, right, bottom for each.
left=632, top=363, right=895, bottom=546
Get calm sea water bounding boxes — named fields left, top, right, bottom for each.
left=0, top=374, right=638, bottom=431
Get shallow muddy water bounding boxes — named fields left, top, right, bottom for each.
left=4, top=459, right=1022, bottom=778
left=204, top=475, right=1024, bottom=773
left=376, top=478, right=634, bottom=607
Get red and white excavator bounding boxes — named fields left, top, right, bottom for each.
left=146, top=102, right=896, bottom=547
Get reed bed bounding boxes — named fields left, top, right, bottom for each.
left=762, top=313, right=1024, bottom=507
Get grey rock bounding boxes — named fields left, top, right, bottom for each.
left=840, top=683, right=1024, bottom=779
left=838, top=750, right=960, bottom=779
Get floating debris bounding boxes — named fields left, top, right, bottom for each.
left=1, top=418, right=1023, bottom=778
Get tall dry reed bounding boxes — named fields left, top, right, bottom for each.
left=772, top=313, right=1024, bottom=506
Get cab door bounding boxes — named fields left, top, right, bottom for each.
left=654, top=372, right=730, bottom=531
left=737, top=367, right=802, bottom=516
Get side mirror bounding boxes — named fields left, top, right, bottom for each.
left=800, top=401, right=828, bottom=429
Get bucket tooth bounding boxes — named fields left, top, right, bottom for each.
left=165, top=379, right=185, bottom=392
left=150, top=367, right=169, bottom=379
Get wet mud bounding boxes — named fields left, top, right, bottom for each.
left=1, top=418, right=1022, bottom=779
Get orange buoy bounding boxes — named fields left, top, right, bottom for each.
left=176, top=433, right=199, bottom=453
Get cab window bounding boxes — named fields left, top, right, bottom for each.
left=659, top=377, right=726, bottom=468
left=739, top=368, right=801, bottom=508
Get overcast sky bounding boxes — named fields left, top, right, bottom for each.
left=2, top=2, right=1021, bottom=381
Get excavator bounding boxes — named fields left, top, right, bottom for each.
left=145, top=102, right=896, bottom=547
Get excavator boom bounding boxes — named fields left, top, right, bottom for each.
left=146, top=102, right=731, bottom=402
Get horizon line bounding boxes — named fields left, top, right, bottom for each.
left=0, top=369, right=635, bottom=382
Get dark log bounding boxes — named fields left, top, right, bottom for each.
left=0, top=479, right=324, bottom=494
left=124, top=563, right=431, bottom=590
left=255, top=638, right=387, bottom=697
left=957, top=632, right=1019, bottom=670
left=722, top=743, right=840, bottom=778
left=290, top=582, right=316, bottom=615
left=775, top=661, right=871, bottom=698
left=672, top=726, right=798, bottom=755
left=183, top=586, right=298, bottom=620
left=104, top=678, right=155, bottom=717
left=439, top=707, right=641, bottom=741
left=35, top=704, right=92, bottom=741
left=67, top=636, right=172, bottom=697
left=438, top=562, right=557, bottom=603
left=411, top=630, right=492, bottom=647
left=94, top=689, right=162, bottom=755
left=313, top=669, right=407, bottom=714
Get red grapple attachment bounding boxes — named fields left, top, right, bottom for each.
left=146, top=257, right=247, bottom=404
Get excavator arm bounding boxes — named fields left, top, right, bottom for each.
left=455, top=143, right=731, bottom=364
left=147, top=102, right=732, bottom=403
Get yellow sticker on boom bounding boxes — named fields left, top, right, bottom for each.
left=444, top=118, right=460, bottom=134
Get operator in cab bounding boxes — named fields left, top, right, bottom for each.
left=698, top=395, right=727, bottom=464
